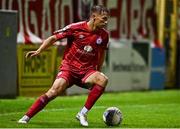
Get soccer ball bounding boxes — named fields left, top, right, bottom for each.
left=103, top=107, right=123, bottom=126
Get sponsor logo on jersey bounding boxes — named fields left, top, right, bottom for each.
left=84, top=45, right=93, bottom=52
left=96, top=37, right=102, bottom=44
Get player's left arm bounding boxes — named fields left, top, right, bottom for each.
left=97, top=48, right=106, bottom=71
left=97, top=33, right=109, bottom=71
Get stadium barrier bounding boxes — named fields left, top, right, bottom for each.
left=104, top=40, right=151, bottom=92
left=150, top=48, right=166, bottom=90
left=17, top=44, right=57, bottom=96
left=17, top=41, right=166, bottom=96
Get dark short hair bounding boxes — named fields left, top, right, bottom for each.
left=90, top=5, right=109, bottom=15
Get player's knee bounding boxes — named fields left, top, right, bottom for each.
left=51, top=89, right=59, bottom=97
left=96, top=74, right=108, bottom=86
left=46, top=88, right=59, bottom=99
left=103, top=75, right=108, bottom=86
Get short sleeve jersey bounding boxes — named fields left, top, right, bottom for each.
left=54, top=21, right=109, bottom=74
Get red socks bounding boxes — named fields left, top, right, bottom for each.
left=26, top=94, right=50, bottom=118
left=25, top=85, right=105, bottom=118
left=85, top=84, right=105, bottom=110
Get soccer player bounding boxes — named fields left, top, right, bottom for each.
left=18, top=5, right=109, bottom=127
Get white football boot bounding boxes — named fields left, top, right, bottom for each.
left=18, top=115, right=30, bottom=124
left=76, top=112, right=88, bottom=127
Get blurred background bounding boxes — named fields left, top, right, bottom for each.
left=0, top=0, right=179, bottom=98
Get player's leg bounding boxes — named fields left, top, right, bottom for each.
left=81, top=71, right=108, bottom=112
left=18, top=78, right=68, bottom=124
left=76, top=71, right=108, bottom=126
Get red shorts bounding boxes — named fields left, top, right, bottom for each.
left=56, top=69, right=97, bottom=89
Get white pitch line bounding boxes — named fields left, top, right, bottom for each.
left=0, top=106, right=106, bottom=116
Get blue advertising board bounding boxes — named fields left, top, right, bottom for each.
left=150, top=48, right=166, bottom=90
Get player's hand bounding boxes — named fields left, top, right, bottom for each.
left=25, top=50, right=41, bottom=58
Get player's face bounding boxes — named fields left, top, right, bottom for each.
left=93, top=12, right=109, bottom=29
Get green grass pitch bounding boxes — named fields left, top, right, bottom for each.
left=0, top=90, right=180, bottom=128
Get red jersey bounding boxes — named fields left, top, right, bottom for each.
left=54, top=21, right=109, bottom=74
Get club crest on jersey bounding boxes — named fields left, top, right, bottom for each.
left=84, top=45, right=93, bottom=52
left=96, top=37, right=102, bottom=44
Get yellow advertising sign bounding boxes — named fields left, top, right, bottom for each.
left=18, top=44, right=57, bottom=96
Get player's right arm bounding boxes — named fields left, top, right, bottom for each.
left=25, top=35, right=58, bottom=58
left=26, top=24, right=73, bottom=58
